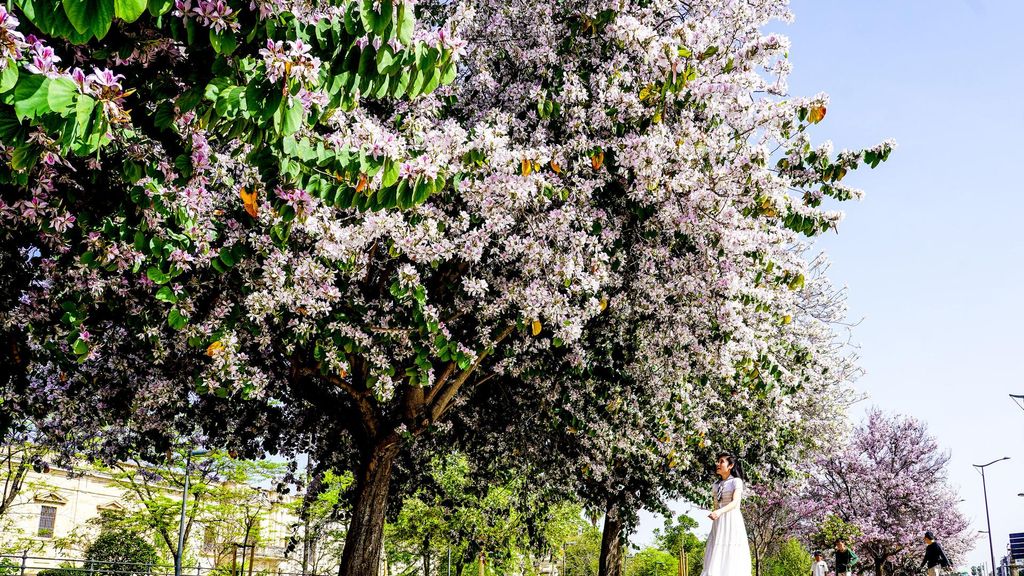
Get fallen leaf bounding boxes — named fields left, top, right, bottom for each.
left=550, top=160, right=561, bottom=174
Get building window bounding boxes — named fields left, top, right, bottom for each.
left=38, top=505, right=56, bottom=537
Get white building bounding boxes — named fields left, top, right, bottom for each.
left=0, top=462, right=324, bottom=575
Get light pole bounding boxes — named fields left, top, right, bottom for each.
left=975, top=457, right=1010, bottom=576
left=1010, top=394, right=1024, bottom=413
left=176, top=449, right=209, bottom=576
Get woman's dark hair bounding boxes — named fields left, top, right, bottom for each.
left=716, top=451, right=745, bottom=480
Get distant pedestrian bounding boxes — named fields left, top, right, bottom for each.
left=834, top=539, right=859, bottom=576
left=921, top=531, right=951, bottom=576
left=812, top=551, right=828, bottom=576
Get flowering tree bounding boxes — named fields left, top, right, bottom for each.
left=1, top=0, right=892, bottom=574
left=744, top=480, right=828, bottom=576
left=805, top=410, right=972, bottom=576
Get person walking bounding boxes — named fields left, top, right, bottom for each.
left=699, top=452, right=752, bottom=576
left=921, top=531, right=951, bottom=576
left=834, top=539, right=859, bottom=576
left=812, top=551, right=828, bottom=576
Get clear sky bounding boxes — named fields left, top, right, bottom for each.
left=634, top=1, right=1024, bottom=570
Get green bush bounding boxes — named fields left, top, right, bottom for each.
left=0, top=559, right=19, bottom=576
left=764, top=538, right=813, bottom=576
left=626, top=548, right=678, bottom=576
left=37, top=563, right=84, bottom=576
left=84, top=529, right=158, bottom=576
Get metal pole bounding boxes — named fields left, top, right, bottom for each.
left=982, top=468, right=997, bottom=576
left=975, top=458, right=1010, bottom=576
left=176, top=451, right=193, bottom=576
left=19, top=550, right=27, bottom=576
left=447, top=547, right=451, bottom=576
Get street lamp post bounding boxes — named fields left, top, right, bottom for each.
left=176, top=449, right=209, bottom=576
left=975, top=457, right=1011, bottom=576
left=1010, top=394, right=1024, bottom=413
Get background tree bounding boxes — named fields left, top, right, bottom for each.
left=284, top=468, right=352, bottom=576
left=806, top=410, right=971, bottom=576
left=625, top=548, right=677, bottom=576
left=100, top=451, right=284, bottom=568
left=0, top=425, right=49, bottom=524
left=761, top=539, right=813, bottom=576
left=563, top=526, right=603, bottom=576
left=744, top=480, right=825, bottom=576
left=653, top=515, right=704, bottom=576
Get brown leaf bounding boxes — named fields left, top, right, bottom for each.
left=808, top=105, right=827, bottom=124
left=239, top=187, right=258, bottom=218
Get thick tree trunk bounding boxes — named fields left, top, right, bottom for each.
left=339, top=440, right=400, bottom=576
left=598, top=503, right=625, bottom=576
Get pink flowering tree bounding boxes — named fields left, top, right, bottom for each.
left=2, top=0, right=892, bottom=574
left=806, top=410, right=973, bottom=576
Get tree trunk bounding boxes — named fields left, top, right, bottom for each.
left=423, top=539, right=431, bottom=576
left=753, top=553, right=761, bottom=576
left=477, top=552, right=485, bottom=576
left=339, top=440, right=400, bottom=576
left=598, top=503, right=625, bottom=576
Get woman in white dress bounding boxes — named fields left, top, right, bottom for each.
left=700, top=452, right=752, bottom=576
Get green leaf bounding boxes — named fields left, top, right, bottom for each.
left=440, top=63, right=456, bottom=86
left=72, top=338, right=89, bottom=355
left=46, top=77, right=78, bottom=115
left=147, top=0, right=173, bottom=16
left=382, top=159, right=399, bottom=187
left=209, top=28, right=238, bottom=54
left=155, top=285, right=178, bottom=303
left=396, top=2, right=414, bottom=45
left=146, top=266, right=170, bottom=284
left=218, top=247, right=236, bottom=267
left=74, top=91, right=96, bottom=120
left=113, top=0, right=146, bottom=21
left=0, top=63, right=18, bottom=94
left=62, top=0, right=114, bottom=39
left=360, top=0, right=392, bottom=36
left=12, top=75, right=51, bottom=120
left=423, top=66, right=442, bottom=95
left=167, top=307, right=188, bottom=330
left=61, top=0, right=91, bottom=34
left=358, top=46, right=376, bottom=78
left=280, top=100, right=304, bottom=135
left=375, top=47, right=396, bottom=73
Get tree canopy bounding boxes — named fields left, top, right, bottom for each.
left=0, top=0, right=893, bottom=574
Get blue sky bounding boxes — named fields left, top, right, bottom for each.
left=635, top=1, right=1024, bottom=569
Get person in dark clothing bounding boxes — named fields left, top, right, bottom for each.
left=835, top=539, right=859, bottom=576
left=921, top=531, right=951, bottom=576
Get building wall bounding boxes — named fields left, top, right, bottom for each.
left=1, top=464, right=312, bottom=574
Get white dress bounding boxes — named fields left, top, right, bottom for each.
left=700, top=477, right=752, bottom=576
